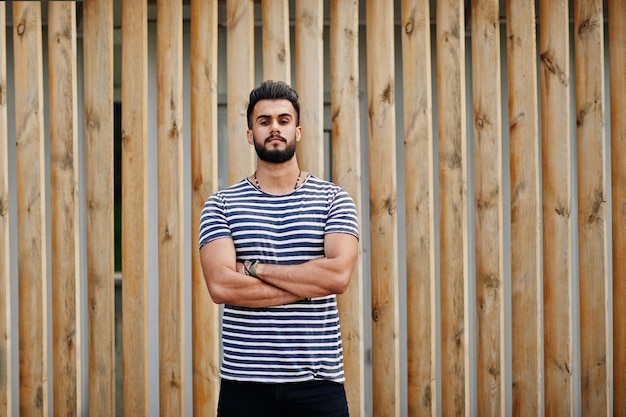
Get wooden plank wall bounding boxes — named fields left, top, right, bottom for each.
left=120, top=0, right=150, bottom=414
left=506, top=0, right=541, bottom=415
left=12, top=3, right=48, bottom=416
left=0, top=3, right=9, bottom=416
left=2, top=0, right=626, bottom=416
left=436, top=1, right=470, bottom=414
left=48, top=3, right=81, bottom=415
left=539, top=1, right=575, bottom=415
left=609, top=1, right=626, bottom=415
left=401, top=0, right=436, bottom=415
left=471, top=0, right=505, bottom=414
left=189, top=0, right=221, bottom=415
left=156, top=0, right=186, bottom=414
left=366, top=1, right=400, bottom=417
left=329, top=1, right=365, bottom=415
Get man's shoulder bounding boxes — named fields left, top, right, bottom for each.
left=304, top=174, right=343, bottom=191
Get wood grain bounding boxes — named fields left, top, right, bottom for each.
left=574, top=0, right=610, bottom=414
left=609, top=0, right=626, bottom=415
left=227, top=0, right=255, bottom=184
left=539, top=1, right=575, bottom=415
left=83, top=0, right=116, bottom=414
left=13, top=3, right=48, bottom=416
left=400, top=0, right=436, bottom=415
left=156, top=0, right=186, bottom=414
left=295, top=0, right=324, bottom=177
left=471, top=0, right=505, bottom=414
left=190, top=0, right=221, bottom=415
left=366, top=1, right=400, bottom=416
left=505, top=0, right=542, bottom=415
left=330, top=0, right=364, bottom=415
left=48, top=2, right=81, bottom=415
left=121, top=0, right=150, bottom=414
left=0, top=3, right=11, bottom=416
left=436, top=1, right=470, bottom=414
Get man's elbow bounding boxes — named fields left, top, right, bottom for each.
left=332, top=273, right=352, bottom=295
left=205, top=279, right=227, bottom=304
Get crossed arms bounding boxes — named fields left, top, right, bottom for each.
left=199, top=232, right=358, bottom=308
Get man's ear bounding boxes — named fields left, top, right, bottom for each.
left=296, top=126, right=302, bottom=142
left=247, top=129, right=254, bottom=144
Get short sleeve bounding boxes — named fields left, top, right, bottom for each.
left=198, top=193, right=231, bottom=250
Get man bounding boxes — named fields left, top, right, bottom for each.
left=198, top=80, right=359, bottom=417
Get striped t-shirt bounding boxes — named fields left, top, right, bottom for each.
left=198, top=174, right=359, bottom=383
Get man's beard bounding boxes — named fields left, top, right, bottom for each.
left=253, top=135, right=297, bottom=163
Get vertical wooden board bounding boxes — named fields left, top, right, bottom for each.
left=12, top=3, right=48, bottom=416
left=190, top=0, right=221, bottom=415
left=365, top=1, right=400, bottom=416
left=82, top=0, right=115, bottom=414
left=608, top=1, right=626, bottom=414
left=436, top=1, right=470, bottom=415
left=400, top=0, right=436, bottom=415
left=573, top=1, right=610, bottom=414
left=261, top=0, right=290, bottom=83
left=329, top=0, right=364, bottom=415
left=0, top=3, right=10, bottom=415
left=156, top=0, right=186, bottom=415
left=295, top=0, right=324, bottom=177
left=48, top=2, right=81, bottom=415
left=539, top=1, right=574, bottom=415
left=121, top=0, right=150, bottom=415
left=505, top=0, right=542, bottom=415
left=471, top=0, right=505, bottom=414
left=227, top=0, right=255, bottom=184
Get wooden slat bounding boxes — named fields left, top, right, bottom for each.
left=82, top=0, right=115, bottom=414
left=505, top=0, right=542, bottom=415
left=436, top=1, right=470, bottom=415
left=156, top=0, right=186, bottom=414
left=121, top=0, right=149, bottom=414
left=261, top=0, right=290, bottom=83
left=400, top=0, right=436, bottom=416
left=295, top=0, right=324, bottom=177
left=471, top=0, right=504, bottom=414
left=12, top=3, right=48, bottom=416
left=608, top=0, right=626, bottom=414
left=365, top=1, right=400, bottom=416
left=329, top=0, right=364, bottom=415
left=190, top=0, right=221, bottom=414
left=48, top=2, right=81, bottom=415
left=573, top=1, right=610, bottom=414
left=0, top=3, right=11, bottom=416
left=539, top=1, right=574, bottom=414
left=227, top=0, right=255, bottom=184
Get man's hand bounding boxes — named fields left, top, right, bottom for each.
left=199, top=237, right=301, bottom=307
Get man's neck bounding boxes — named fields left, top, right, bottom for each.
left=253, top=160, right=303, bottom=194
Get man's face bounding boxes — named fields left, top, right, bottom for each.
left=247, top=99, right=302, bottom=163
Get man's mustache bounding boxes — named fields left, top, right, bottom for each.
left=265, top=135, right=286, bottom=143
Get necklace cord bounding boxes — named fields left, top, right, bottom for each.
left=254, top=169, right=302, bottom=191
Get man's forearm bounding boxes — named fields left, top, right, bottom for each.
left=250, top=257, right=352, bottom=298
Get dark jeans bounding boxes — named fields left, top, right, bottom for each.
left=217, top=379, right=350, bottom=417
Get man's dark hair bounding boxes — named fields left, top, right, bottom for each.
left=246, top=80, right=300, bottom=128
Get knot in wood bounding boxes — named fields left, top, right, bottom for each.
left=405, top=18, right=414, bottom=35
left=17, top=22, right=26, bottom=36
left=372, top=309, right=381, bottom=322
